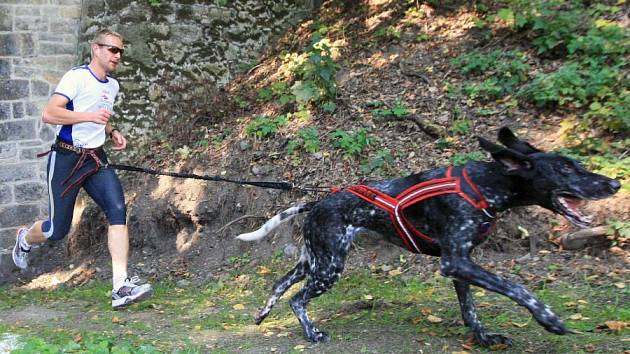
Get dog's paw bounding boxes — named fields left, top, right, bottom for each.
left=254, top=310, right=267, bottom=325
left=477, top=333, right=513, bottom=348
left=544, top=318, right=568, bottom=335
left=306, top=329, right=330, bottom=343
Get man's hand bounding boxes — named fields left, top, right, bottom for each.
left=111, top=129, right=127, bottom=150
left=89, top=108, right=112, bottom=125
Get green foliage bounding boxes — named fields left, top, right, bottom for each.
left=451, top=50, right=530, bottom=100
left=360, top=149, right=394, bottom=174
left=292, top=33, right=339, bottom=104
left=451, top=151, right=485, bottom=166
left=13, top=335, right=161, bottom=354
left=585, top=93, right=630, bottom=132
left=493, top=0, right=629, bottom=135
left=256, top=87, right=273, bottom=102
left=449, top=118, right=472, bottom=136
left=147, top=0, right=161, bottom=7
left=495, top=1, right=588, bottom=55
left=321, top=101, right=337, bottom=113
left=519, top=60, right=624, bottom=109
left=330, top=128, right=372, bottom=158
left=231, top=95, right=249, bottom=109
left=371, top=100, right=411, bottom=118
left=374, top=26, right=401, bottom=40
left=607, top=220, right=630, bottom=245
left=214, top=0, right=228, bottom=6
left=245, top=115, right=288, bottom=139
left=287, top=126, right=321, bottom=155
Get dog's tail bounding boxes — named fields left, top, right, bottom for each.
left=236, top=202, right=314, bottom=241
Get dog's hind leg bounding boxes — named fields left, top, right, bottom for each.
left=288, top=224, right=357, bottom=343
left=255, top=247, right=309, bottom=325
left=453, top=279, right=513, bottom=347
left=288, top=264, right=343, bottom=343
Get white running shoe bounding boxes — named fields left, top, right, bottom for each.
left=112, top=276, right=153, bottom=309
left=12, top=227, right=29, bottom=270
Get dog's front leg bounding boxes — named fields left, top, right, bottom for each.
left=441, top=255, right=567, bottom=338
left=453, top=279, right=513, bottom=347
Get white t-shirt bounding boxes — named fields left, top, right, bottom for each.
left=53, top=64, right=120, bottom=148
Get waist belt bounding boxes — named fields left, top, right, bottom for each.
left=37, top=140, right=107, bottom=198
left=342, top=166, right=495, bottom=255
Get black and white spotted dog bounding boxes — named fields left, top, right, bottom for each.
left=236, top=127, right=620, bottom=347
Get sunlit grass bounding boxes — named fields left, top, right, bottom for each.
left=1, top=262, right=627, bottom=353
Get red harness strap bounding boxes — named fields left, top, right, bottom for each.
left=344, top=166, right=492, bottom=254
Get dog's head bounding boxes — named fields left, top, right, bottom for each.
left=478, top=127, right=621, bottom=228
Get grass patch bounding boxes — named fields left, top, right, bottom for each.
left=0, top=264, right=627, bottom=353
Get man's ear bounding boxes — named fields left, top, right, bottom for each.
left=478, top=136, right=532, bottom=173
left=497, top=127, right=542, bottom=155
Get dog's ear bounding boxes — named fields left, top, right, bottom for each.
left=497, top=127, right=542, bottom=155
left=478, top=136, right=532, bottom=174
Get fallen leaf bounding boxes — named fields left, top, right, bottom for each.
left=421, top=307, right=432, bottom=316
left=112, top=316, right=123, bottom=324
left=427, top=315, right=443, bottom=323
left=233, top=303, right=245, bottom=310
left=452, top=351, right=470, bottom=354
left=512, top=321, right=529, bottom=328
left=257, top=266, right=271, bottom=275
left=194, top=325, right=201, bottom=330
left=614, top=282, right=625, bottom=289
left=293, top=344, right=306, bottom=351
left=600, top=320, right=628, bottom=332
left=584, top=344, right=595, bottom=353
left=569, top=313, right=583, bottom=320
left=73, top=334, right=82, bottom=343
left=490, top=343, right=509, bottom=351
left=364, top=294, right=374, bottom=300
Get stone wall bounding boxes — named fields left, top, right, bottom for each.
left=78, top=0, right=315, bottom=160
left=0, top=0, right=315, bottom=273
left=0, top=0, right=82, bottom=263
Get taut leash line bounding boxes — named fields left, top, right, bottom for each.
left=109, top=163, right=304, bottom=191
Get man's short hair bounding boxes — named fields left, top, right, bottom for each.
left=92, top=29, right=123, bottom=44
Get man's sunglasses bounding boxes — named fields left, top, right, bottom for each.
left=96, top=43, right=124, bottom=55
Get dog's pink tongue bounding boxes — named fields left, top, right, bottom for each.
left=565, top=197, right=582, bottom=210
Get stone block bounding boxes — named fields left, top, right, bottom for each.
left=0, top=184, right=12, bottom=204
left=15, top=6, right=40, bottom=16
left=0, top=6, right=10, bottom=32
left=54, top=0, right=82, bottom=5
left=39, top=42, right=76, bottom=56
left=0, top=102, right=10, bottom=121
left=0, top=80, right=29, bottom=100
left=15, top=16, right=48, bottom=32
left=14, top=182, right=46, bottom=202
left=0, top=120, right=36, bottom=142
left=39, top=124, right=55, bottom=142
left=0, top=58, right=10, bottom=78
left=0, top=162, right=38, bottom=183
left=0, top=33, right=35, bottom=57
left=14, top=66, right=40, bottom=79
left=31, top=80, right=50, bottom=97
left=12, top=102, right=25, bottom=119
left=19, top=147, right=43, bottom=161
left=25, top=100, right=45, bottom=117
left=0, top=228, right=14, bottom=248
left=0, top=204, right=40, bottom=228
left=49, top=18, right=79, bottom=35
left=60, top=6, right=81, bottom=18
left=0, top=142, right=17, bottom=160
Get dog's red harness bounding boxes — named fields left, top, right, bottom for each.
left=342, top=166, right=494, bottom=255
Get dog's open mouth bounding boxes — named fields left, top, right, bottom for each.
left=553, top=193, right=593, bottom=228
